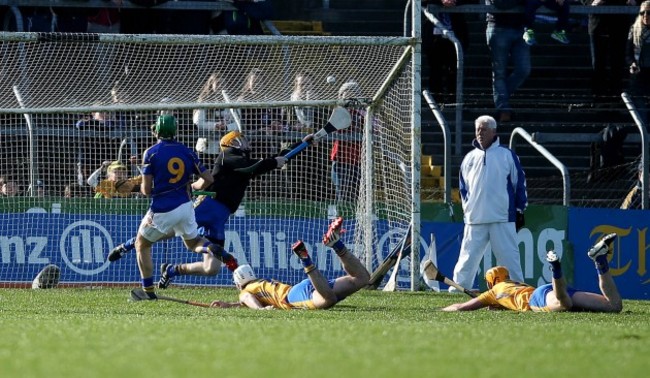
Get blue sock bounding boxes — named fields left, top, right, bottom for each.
left=142, top=277, right=154, bottom=291
left=166, top=265, right=178, bottom=278
left=300, top=255, right=314, bottom=269
left=124, top=237, right=136, bottom=251
left=549, top=261, right=563, bottom=279
left=332, top=240, right=346, bottom=256
left=595, top=255, right=609, bottom=274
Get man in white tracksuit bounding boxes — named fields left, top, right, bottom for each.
left=451, top=115, right=527, bottom=292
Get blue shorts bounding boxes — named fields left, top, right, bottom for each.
left=193, top=196, right=230, bottom=242
left=529, top=283, right=577, bottom=312
left=286, top=278, right=337, bottom=309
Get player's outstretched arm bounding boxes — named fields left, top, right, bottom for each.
left=441, top=298, right=487, bottom=312
left=210, top=300, right=242, bottom=309
left=238, top=292, right=273, bottom=310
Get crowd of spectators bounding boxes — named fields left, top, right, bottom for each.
left=0, top=1, right=647, bottom=208
left=422, top=0, right=646, bottom=120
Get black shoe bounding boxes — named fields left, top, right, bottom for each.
left=130, top=288, right=157, bottom=301
left=108, top=244, right=128, bottom=262
left=158, top=263, right=173, bottom=289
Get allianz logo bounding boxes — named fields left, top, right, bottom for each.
left=1, top=221, right=411, bottom=275
left=0, top=220, right=114, bottom=276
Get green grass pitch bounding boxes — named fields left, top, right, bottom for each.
left=1, top=287, right=648, bottom=378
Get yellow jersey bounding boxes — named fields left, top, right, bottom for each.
left=241, top=280, right=294, bottom=310
left=477, top=280, right=535, bottom=312
left=94, top=176, right=142, bottom=199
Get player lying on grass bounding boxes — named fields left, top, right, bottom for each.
left=442, top=233, right=622, bottom=313
left=109, top=131, right=313, bottom=288
left=210, top=217, right=370, bottom=310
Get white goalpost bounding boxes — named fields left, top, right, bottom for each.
left=0, top=32, right=419, bottom=289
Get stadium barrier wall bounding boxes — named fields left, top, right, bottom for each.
left=1, top=201, right=646, bottom=299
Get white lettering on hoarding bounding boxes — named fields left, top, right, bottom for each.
left=0, top=236, right=49, bottom=264
left=60, top=220, right=113, bottom=275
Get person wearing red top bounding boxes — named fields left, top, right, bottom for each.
left=331, top=81, right=364, bottom=203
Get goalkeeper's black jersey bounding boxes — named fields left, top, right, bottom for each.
left=208, top=148, right=277, bottom=213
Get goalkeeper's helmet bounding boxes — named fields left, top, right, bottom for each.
left=233, top=264, right=256, bottom=288
left=220, top=131, right=251, bottom=151
left=485, top=266, right=510, bottom=289
left=154, top=114, right=177, bottom=139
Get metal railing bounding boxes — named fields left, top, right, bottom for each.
left=509, top=127, right=571, bottom=206
left=423, top=90, right=452, bottom=204
left=621, top=92, right=649, bottom=209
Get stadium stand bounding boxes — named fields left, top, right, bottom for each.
left=0, top=0, right=643, bottom=207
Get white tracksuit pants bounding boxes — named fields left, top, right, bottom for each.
left=451, top=222, right=524, bottom=292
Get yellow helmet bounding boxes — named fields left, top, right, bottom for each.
left=220, top=131, right=250, bottom=151
left=485, top=266, right=510, bottom=289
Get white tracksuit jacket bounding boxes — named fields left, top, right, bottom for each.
left=459, top=137, right=528, bottom=224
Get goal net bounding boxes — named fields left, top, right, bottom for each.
left=0, top=33, right=416, bottom=289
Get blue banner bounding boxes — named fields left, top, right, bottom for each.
left=2, top=207, right=648, bottom=299
left=569, top=208, right=649, bottom=300
left=0, top=213, right=401, bottom=287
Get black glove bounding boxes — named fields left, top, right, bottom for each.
left=515, top=211, right=525, bottom=232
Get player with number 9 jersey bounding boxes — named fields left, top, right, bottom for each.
left=142, top=140, right=208, bottom=213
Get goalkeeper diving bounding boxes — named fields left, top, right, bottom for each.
left=210, top=217, right=370, bottom=310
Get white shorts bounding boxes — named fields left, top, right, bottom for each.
left=138, top=201, right=199, bottom=243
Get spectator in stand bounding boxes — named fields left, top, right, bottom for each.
left=193, top=73, right=232, bottom=156
left=621, top=161, right=645, bottom=209
left=588, top=0, right=636, bottom=104
left=522, top=0, right=571, bottom=46
left=76, top=109, right=125, bottom=130
left=87, top=1, right=122, bottom=34
left=237, top=68, right=285, bottom=157
left=627, top=0, right=650, bottom=124
left=422, top=0, right=470, bottom=103
left=289, top=71, right=317, bottom=132
left=1, top=179, right=20, bottom=197
left=225, top=0, right=274, bottom=35
left=486, top=0, right=531, bottom=122
left=86, top=160, right=142, bottom=199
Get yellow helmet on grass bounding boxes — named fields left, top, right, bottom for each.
left=485, top=266, right=510, bottom=289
